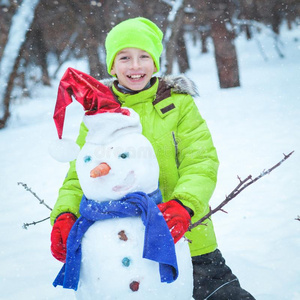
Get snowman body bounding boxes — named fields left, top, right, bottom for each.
left=72, top=111, right=193, bottom=299
left=76, top=218, right=193, bottom=299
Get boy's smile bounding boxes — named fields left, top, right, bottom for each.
left=110, top=48, right=157, bottom=91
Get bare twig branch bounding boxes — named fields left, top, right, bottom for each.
left=17, top=182, right=52, bottom=211
left=22, top=217, right=50, bottom=230
left=18, top=182, right=53, bottom=229
left=189, top=151, right=294, bottom=230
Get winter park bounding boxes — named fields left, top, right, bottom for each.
left=0, top=1, right=300, bottom=300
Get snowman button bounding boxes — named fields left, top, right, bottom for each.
left=118, top=230, right=128, bottom=241
left=122, top=257, right=131, bottom=267
left=129, top=281, right=140, bottom=292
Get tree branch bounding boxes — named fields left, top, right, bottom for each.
left=18, top=182, right=52, bottom=211
left=18, top=182, right=53, bottom=229
left=22, top=217, right=50, bottom=230
left=189, top=151, right=294, bottom=230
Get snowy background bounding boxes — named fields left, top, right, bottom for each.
left=0, top=23, right=299, bottom=299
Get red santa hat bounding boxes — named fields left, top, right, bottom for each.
left=49, top=67, right=130, bottom=162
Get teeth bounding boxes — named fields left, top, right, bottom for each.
left=129, top=75, right=143, bottom=79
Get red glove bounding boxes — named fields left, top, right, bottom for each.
left=157, top=200, right=192, bottom=244
left=50, top=213, right=77, bottom=263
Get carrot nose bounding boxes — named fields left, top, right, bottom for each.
left=90, top=163, right=111, bottom=178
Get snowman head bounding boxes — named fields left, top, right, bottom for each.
left=76, top=110, right=159, bottom=202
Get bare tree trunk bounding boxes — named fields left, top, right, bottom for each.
left=271, top=2, right=282, bottom=35
left=200, top=30, right=209, bottom=53
left=0, top=45, right=25, bottom=128
left=162, top=0, right=187, bottom=74
left=0, top=0, right=41, bottom=128
left=85, top=11, right=107, bottom=78
left=66, top=1, right=107, bottom=79
left=32, top=26, right=51, bottom=86
left=209, top=6, right=240, bottom=88
left=0, top=2, right=19, bottom=60
left=176, top=28, right=190, bottom=73
left=52, top=33, right=79, bottom=79
left=87, top=43, right=106, bottom=79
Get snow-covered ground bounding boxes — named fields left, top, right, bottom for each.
left=0, top=23, right=299, bottom=299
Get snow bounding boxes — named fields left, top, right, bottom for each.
left=0, top=23, right=300, bottom=299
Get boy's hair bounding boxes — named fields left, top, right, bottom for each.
left=105, top=17, right=163, bottom=75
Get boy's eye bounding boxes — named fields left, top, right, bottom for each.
left=141, top=55, right=150, bottom=59
left=120, top=56, right=129, bottom=60
left=84, top=155, right=92, bottom=163
left=119, top=152, right=129, bottom=159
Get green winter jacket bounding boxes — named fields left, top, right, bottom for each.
left=50, top=76, right=219, bottom=257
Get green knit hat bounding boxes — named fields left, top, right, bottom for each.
left=105, top=17, right=163, bottom=75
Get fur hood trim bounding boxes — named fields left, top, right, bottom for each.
left=100, top=74, right=199, bottom=97
left=162, top=74, right=199, bottom=97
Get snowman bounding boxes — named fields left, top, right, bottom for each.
left=50, top=68, right=193, bottom=299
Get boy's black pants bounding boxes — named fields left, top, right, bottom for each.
left=192, top=249, right=256, bottom=300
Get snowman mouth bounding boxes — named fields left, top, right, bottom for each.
left=112, top=171, right=135, bottom=192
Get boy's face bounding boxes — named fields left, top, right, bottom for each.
left=111, top=48, right=157, bottom=91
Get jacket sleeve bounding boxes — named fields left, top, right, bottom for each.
left=171, top=94, right=219, bottom=219
left=50, top=122, right=88, bottom=225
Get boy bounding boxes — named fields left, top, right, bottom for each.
left=50, top=17, right=255, bottom=299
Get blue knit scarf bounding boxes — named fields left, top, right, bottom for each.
left=53, top=189, right=178, bottom=290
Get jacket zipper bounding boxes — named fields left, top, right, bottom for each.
left=172, top=131, right=180, bottom=168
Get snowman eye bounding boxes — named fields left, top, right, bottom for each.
left=83, top=155, right=92, bottom=163
left=119, top=152, right=129, bottom=159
